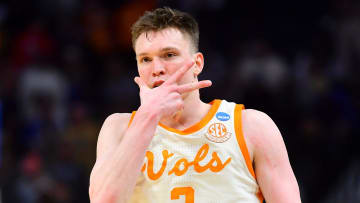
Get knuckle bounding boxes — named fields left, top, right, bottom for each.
left=169, top=85, right=178, bottom=92
left=174, top=92, right=181, bottom=99
left=169, top=92, right=180, bottom=100
left=176, top=100, right=184, bottom=109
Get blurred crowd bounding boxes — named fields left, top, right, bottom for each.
left=0, top=0, right=359, bottom=202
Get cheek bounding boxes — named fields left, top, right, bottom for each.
left=166, top=58, right=188, bottom=74
left=177, top=69, right=195, bottom=85
left=138, top=66, right=150, bottom=78
left=138, top=68, right=152, bottom=87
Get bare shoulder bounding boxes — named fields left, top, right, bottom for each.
left=242, top=109, right=278, bottom=133
left=96, top=113, right=132, bottom=158
left=241, top=109, right=284, bottom=153
left=101, top=113, right=132, bottom=131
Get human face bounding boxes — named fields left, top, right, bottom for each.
left=134, top=28, right=203, bottom=89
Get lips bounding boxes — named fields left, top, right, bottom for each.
left=153, top=80, right=165, bottom=88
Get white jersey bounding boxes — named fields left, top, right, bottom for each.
left=129, top=99, right=263, bottom=203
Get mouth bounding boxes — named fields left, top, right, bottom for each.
left=153, top=80, right=165, bottom=88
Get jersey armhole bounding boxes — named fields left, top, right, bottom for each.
left=127, top=111, right=136, bottom=128
left=234, top=105, right=264, bottom=202
left=234, top=104, right=256, bottom=179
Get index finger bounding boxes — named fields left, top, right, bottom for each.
left=177, top=80, right=212, bottom=94
left=165, top=61, right=195, bottom=85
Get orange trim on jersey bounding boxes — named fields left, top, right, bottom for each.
left=158, top=99, right=221, bottom=135
left=256, top=190, right=264, bottom=203
left=127, top=111, right=136, bottom=128
left=234, top=104, right=256, bottom=178
left=234, top=104, right=264, bottom=202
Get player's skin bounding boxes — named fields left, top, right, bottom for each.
left=89, top=27, right=302, bottom=203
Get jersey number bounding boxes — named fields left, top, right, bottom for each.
left=171, top=187, right=194, bottom=203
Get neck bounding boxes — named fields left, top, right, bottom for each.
left=160, top=90, right=211, bottom=131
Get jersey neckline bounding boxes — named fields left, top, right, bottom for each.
left=158, top=99, right=222, bottom=135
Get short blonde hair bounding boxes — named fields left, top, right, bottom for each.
left=131, top=7, right=199, bottom=52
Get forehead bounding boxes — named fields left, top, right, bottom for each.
left=134, top=28, right=192, bottom=54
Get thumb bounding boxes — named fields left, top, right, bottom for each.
left=134, top=77, right=147, bottom=89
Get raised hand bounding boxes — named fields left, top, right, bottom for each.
left=134, top=61, right=212, bottom=119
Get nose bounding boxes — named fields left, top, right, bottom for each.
left=152, top=58, right=165, bottom=77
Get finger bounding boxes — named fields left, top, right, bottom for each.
left=177, top=80, right=212, bottom=94
left=165, top=61, right=195, bottom=84
left=134, top=77, right=148, bottom=89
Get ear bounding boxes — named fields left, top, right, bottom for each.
left=193, top=52, right=204, bottom=77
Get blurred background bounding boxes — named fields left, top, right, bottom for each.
left=0, top=0, right=359, bottom=202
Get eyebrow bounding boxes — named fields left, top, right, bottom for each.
left=136, top=47, right=179, bottom=57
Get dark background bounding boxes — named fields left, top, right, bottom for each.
left=1, top=0, right=359, bottom=202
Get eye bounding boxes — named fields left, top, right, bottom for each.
left=165, top=52, right=176, bottom=58
left=141, top=57, right=151, bottom=63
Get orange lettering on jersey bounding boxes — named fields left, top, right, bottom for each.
left=141, top=163, right=146, bottom=172
left=168, top=158, right=190, bottom=176
left=209, top=152, right=231, bottom=172
left=145, top=150, right=174, bottom=180
left=142, top=144, right=231, bottom=180
left=193, top=144, right=212, bottom=173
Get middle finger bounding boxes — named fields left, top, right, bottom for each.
left=165, top=61, right=195, bottom=85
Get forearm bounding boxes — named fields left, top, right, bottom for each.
left=262, top=176, right=301, bottom=203
left=89, top=107, right=159, bottom=203
left=257, top=158, right=301, bottom=203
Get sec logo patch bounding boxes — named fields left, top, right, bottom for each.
left=205, top=123, right=231, bottom=143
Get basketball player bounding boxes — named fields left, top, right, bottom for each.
left=89, top=7, right=301, bottom=203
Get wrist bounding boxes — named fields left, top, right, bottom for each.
left=138, top=103, right=162, bottom=122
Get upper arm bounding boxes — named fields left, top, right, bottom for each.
left=96, top=113, right=132, bottom=160
left=242, top=109, right=301, bottom=203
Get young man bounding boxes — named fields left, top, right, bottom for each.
left=89, top=7, right=301, bottom=203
